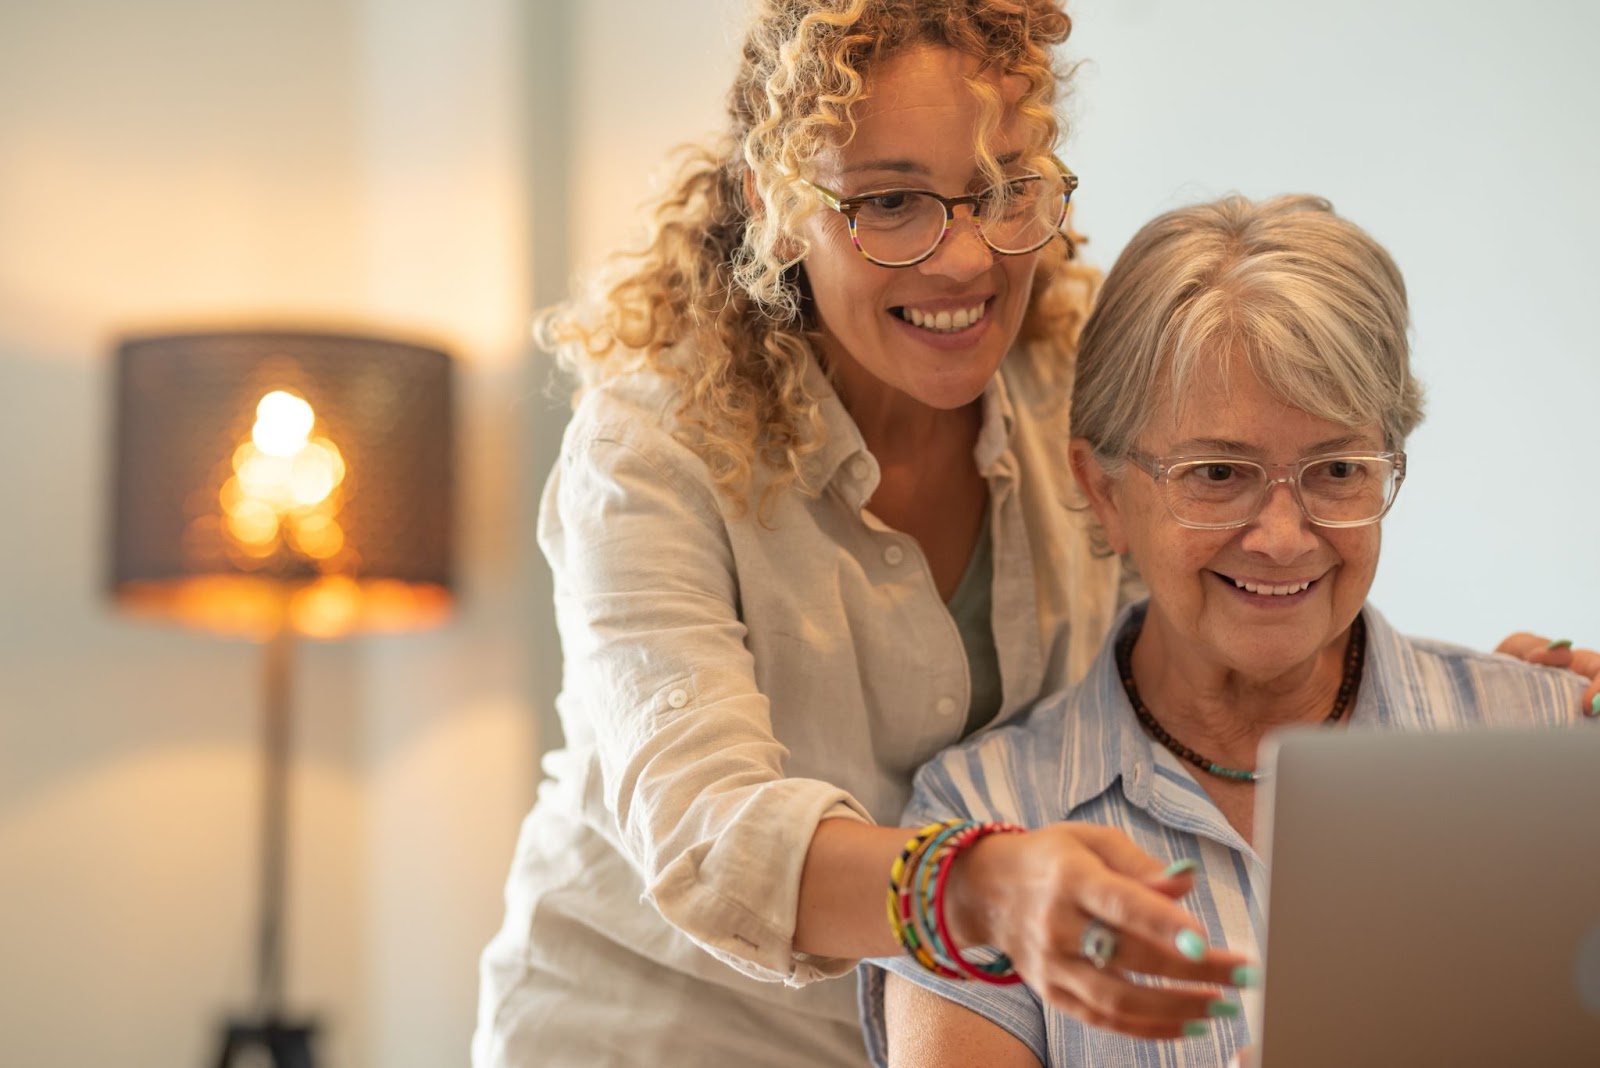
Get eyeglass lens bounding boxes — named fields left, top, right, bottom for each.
left=850, top=175, right=1066, bottom=265
left=1163, top=457, right=1399, bottom=526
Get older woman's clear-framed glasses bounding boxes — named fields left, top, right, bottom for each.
left=799, top=158, right=1077, bottom=268
left=1125, top=450, right=1407, bottom=530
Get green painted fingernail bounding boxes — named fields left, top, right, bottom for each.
left=1175, top=929, right=1207, bottom=960
left=1207, top=999, right=1241, bottom=1019
left=1183, top=1020, right=1211, bottom=1037
left=1162, top=858, right=1199, bottom=878
left=1546, top=638, right=1573, bottom=651
left=1588, top=693, right=1600, bottom=718
left=1232, top=965, right=1263, bottom=988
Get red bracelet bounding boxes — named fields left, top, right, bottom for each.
left=931, top=821, right=1026, bottom=984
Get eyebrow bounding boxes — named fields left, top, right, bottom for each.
left=842, top=149, right=1025, bottom=181
left=1168, top=433, right=1376, bottom=455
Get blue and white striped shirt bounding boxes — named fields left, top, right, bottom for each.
left=861, top=601, right=1586, bottom=1067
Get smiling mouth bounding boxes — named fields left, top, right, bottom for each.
left=1214, top=572, right=1320, bottom=597
left=891, top=300, right=989, bottom=333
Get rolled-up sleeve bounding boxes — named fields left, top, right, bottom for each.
left=541, top=424, right=871, bottom=984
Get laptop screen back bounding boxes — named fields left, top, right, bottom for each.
left=1255, top=726, right=1600, bottom=1068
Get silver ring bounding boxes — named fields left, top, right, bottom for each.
left=1079, top=918, right=1118, bottom=970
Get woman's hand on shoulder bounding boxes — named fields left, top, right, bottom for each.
left=944, top=823, right=1253, bottom=1040
left=1495, top=633, right=1600, bottom=717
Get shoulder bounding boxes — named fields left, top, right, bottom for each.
left=564, top=366, right=685, bottom=455
left=998, top=354, right=1070, bottom=434
left=1368, top=608, right=1587, bottom=727
left=556, top=367, right=724, bottom=511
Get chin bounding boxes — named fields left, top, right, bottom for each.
left=903, top=356, right=1006, bottom=409
left=1216, top=629, right=1331, bottom=679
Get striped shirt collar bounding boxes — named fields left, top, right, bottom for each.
left=1054, top=600, right=1411, bottom=826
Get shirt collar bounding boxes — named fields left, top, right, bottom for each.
left=1342, top=602, right=1409, bottom=728
left=973, top=365, right=1019, bottom=475
left=799, top=353, right=868, bottom=492
left=1052, top=601, right=1154, bottom=816
left=1053, top=601, right=1404, bottom=817
left=799, top=352, right=1022, bottom=500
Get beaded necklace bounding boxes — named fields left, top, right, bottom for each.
left=1114, top=614, right=1367, bottom=783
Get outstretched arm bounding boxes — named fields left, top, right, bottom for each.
left=803, top=818, right=1248, bottom=1039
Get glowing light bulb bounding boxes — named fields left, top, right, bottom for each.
left=235, top=447, right=297, bottom=511
left=288, top=441, right=343, bottom=508
left=224, top=497, right=280, bottom=548
left=253, top=391, right=315, bottom=457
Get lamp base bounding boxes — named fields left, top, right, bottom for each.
left=214, top=1015, right=318, bottom=1068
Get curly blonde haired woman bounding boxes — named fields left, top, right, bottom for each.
left=472, top=2, right=1252, bottom=1065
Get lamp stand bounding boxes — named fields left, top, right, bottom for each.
left=215, top=623, right=319, bottom=1068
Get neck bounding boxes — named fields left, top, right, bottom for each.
left=842, top=386, right=982, bottom=465
left=1127, top=609, right=1360, bottom=773
left=822, top=342, right=986, bottom=464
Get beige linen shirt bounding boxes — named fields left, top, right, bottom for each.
left=475, top=354, right=1122, bottom=1066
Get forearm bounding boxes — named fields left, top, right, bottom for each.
left=793, top=818, right=910, bottom=959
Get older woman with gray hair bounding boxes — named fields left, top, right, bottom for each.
left=859, top=193, right=1591, bottom=1068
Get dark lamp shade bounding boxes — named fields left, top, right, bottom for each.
left=110, top=330, right=454, bottom=639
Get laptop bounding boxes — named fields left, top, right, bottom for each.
left=1254, top=726, right=1600, bottom=1068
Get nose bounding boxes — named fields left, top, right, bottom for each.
left=917, top=205, right=994, bottom=283
left=1238, top=478, right=1320, bottom=561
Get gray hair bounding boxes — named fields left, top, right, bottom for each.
left=1070, top=194, right=1425, bottom=465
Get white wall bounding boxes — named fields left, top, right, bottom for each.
left=0, top=0, right=536, bottom=1065
left=564, top=0, right=1598, bottom=656
left=570, top=0, right=745, bottom=273
left=1066, top=0, right=1600, bottom=648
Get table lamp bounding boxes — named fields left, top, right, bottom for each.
left=108, top=330, right=454, bottom=1068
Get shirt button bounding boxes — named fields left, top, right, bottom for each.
left=849, top=456, right=871, bottom=481
left=936, top=696, right=959, bottom=717
left=882, top=544, right=905, bottom=566
left=666, top=688, right=689, bottom=709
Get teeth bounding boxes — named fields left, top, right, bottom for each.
left=902, top=302, right=986, bottom=333
left=1233, top=577, right=1313, bottom=597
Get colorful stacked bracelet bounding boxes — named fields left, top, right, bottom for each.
left=886, top=818, right=1026, bottom=983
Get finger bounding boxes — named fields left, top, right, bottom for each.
left=1071, top=866, right=1240, bottom=973
left=1033, top=983, right=1196, bottom=1041
left=1066, top=916, right=1254, bottom=985
left=1143, top=856, right=1202, bottom=899
left=1068, top=829, right=1220, bottom=945
left=1030, top=965, right=1216, bottom=1036
left=1564, top=648, right=1600, bottom=716
left=1494, top=631, right=1545, bottom=658
left=1044, top=958, right=1236, bottom=1036
left=1069, top=824, right=1171, bottom=880
left=1569, top=647, right=1600, bottom=684
left=1521, top=646, right=1573, bottom=669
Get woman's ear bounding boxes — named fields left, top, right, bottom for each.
left=1068, top=439, right=1130, bottom=555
